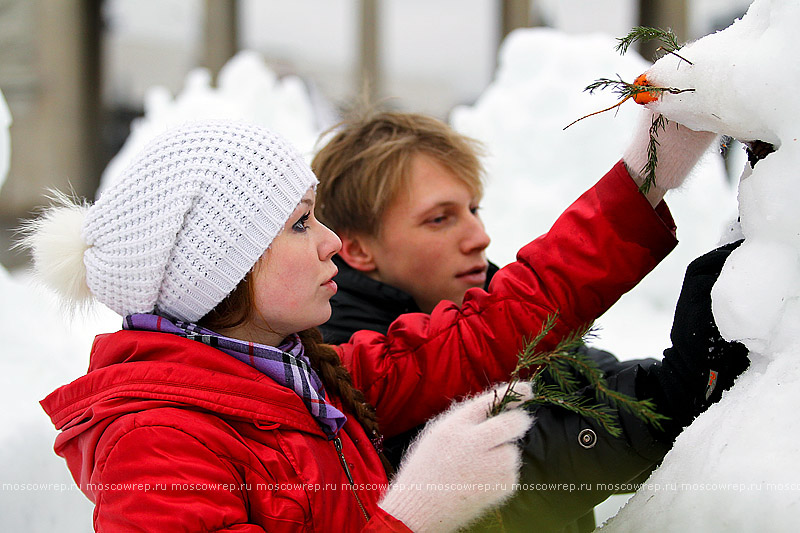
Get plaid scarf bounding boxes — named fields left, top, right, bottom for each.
left=123, top=313, right=347, bottom=439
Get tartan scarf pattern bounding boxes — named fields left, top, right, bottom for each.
left=123, top=313, right=347, bottom=439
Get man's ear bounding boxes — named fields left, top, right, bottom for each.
left=338, top=233, right=378, bottom=273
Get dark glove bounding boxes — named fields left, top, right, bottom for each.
left=639, top=239, right=750, bottom=441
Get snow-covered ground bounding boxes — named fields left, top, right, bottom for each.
left=3, top=5, right=780, bottom=529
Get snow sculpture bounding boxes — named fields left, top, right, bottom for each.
left=642, top=0, right=799, bottom=357
left=604, top=0, right=800, bottom=529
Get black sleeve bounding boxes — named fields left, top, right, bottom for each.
left=466, top=347, right=669, bottom=533
left=636, top=239, right=750, bottom=441
left=467, top=241, right=751, bottom=533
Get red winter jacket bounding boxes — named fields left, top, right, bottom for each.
left=41, top=161, right=676, bottom=532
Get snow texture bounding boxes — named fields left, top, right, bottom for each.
left=601, top=1, right=800, bottom=531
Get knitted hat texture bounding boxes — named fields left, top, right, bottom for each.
left=82, top=120, right=318, bottom=322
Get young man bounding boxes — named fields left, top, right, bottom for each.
left=313, top=111, right=749, bottom=531
left=314, top=112, right=493, bottom=340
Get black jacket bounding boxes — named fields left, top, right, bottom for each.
left=320, top=255, right=501, bottom=344
left=468, top=350, right=669, bottom=532
left=320, top=258, right=657, bottom=532
left=472, top=240, right=750, bottom=532
left=320, top=245, right=748, bottom=532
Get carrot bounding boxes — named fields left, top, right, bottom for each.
left=632, top=73, right=659, bottom=104
left=564, top=71, right=689, bottom=130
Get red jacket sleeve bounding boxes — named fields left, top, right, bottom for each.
left=335, top=161, right=677, bottom=437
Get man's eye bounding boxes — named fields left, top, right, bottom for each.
left=470, top=205, right=481, bottom=216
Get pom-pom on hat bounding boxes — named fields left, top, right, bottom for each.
left=76, top=120, right=317, bottom=322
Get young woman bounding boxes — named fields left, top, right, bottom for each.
left=28, top=117, right=690, bottom=531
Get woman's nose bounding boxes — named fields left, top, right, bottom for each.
left=319, top=223, right=342, bottom=260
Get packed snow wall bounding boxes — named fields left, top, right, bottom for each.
left=604, top=0, right=800, bottom=530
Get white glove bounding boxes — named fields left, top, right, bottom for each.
left=623, top=108, right=718, bottom=192
left=379, top=382, right=535, bottom=533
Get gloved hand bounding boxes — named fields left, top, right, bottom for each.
left=623, top=108, right=718, bottom=196
left=639, top=240, right=750, bottom=441
left=379, top=382, right=535, bottom=533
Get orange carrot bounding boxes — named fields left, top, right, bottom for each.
left=632, top=73, right=659, bottom=104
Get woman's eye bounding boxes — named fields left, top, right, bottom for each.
left=470, top=205, right=481, bottom=215
left=292, top=213, right=310, bottom=233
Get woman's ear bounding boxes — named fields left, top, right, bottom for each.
left=338, top=233, right=378, bottom=273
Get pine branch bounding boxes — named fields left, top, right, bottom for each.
left=616, top=26, right=692, bottom=64
left=490, top=313, right=668, bottom=438
left=594, top=387, right=667, bottom=432
left=564, top=79, right=694, bottom=130
left=540, top=339, right=667, bottom=431
left=616, top=26, right=680, bottom=55
left=617, top=26, right=693, bottom=65
left=525, top=382, right=622, bottom=437
left=533, top=326, right=598, bottom=392
left=585, top=78, right=694, bottom=100
left=639, top=113, right=669, bottom=193
left=576, top=79, right=692, bottom=194
left=490, top=313, right=561, bottom=416
left=566, top=25, right=695, bottom=131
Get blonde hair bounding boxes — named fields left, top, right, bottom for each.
left=313, top=110, right=485, bottom=237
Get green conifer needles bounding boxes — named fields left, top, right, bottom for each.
left=564, top=26, right=697, bottom=193
left=490, top=313, right=666, bottom=438
left=616, top=26, right=680, bottom=58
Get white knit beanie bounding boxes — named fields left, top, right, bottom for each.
left=73, top=120, right=317, bottom=322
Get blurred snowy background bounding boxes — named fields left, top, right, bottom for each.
left=0, top=0, right=762, bottom=531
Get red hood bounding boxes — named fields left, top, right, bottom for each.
left=41, top=330, right=325, bottom=489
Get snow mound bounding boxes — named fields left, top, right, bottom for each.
left=99, top=50, right=322, bottom=195
left=603, top=0, right=800, bottom=530
left=0, top=267, right=119, bottom=531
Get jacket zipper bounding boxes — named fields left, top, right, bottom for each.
left=334, top=436, right=370, bottom=523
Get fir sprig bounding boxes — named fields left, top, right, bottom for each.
left=616, top=26, right=679, bottom=56
left=490, top=314, right=667, bottom=437
left=490, top=313, right=561, bottom=416
left=640, top=113, right=670, bottom=193
left=563, top=77, right=693, bottom=131
left=543, top=344, right=666, bottom=433
left=526, top=383, right=620, bottom=434
left=584, top=77, right=694, bottom=100
left=616, top=26, right=692, bottom=65
left=564, top=26, right=699, bottom=193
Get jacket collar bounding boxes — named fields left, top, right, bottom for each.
left=331, top=255, right=420, bottom=314
left=317, top=257, right=421, bottom=344
left=320, top=256, right=499, bottom=344
left=41, top=330, right=327, bottom=438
